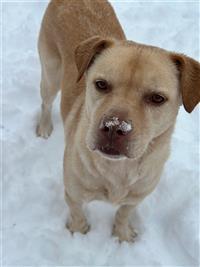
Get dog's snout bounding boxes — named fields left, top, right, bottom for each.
left=99, top=116, right=133, bottom=137
left=97, top=115, right=132, bottom=157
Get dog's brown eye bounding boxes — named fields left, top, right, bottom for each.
left=95, top=79, right=109, bottom=92
left=146, top=93, right=167, bottom=105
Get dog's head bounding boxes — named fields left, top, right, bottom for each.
left=75, top=36, right=200, bottom=160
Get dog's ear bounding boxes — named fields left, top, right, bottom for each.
left=75, top=36, right=113, bottom=82
left=170, top=53, right=200, bottom=113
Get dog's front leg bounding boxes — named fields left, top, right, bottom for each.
left=113, top=204, right=137, bottom=242
left=65, top=191, right=90, bottom=235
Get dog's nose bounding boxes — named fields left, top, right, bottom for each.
left=99, top=116, right=132, bottom=137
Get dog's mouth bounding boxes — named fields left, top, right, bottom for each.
left=95, top=145, right=127, bottom=160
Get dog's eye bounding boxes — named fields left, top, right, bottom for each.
left=145, top=93, right=167, bottom=105
left=95, top=79, right=109, bottom=92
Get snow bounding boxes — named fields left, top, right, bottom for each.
left=2, top=0, right=199, bottom=266
left=118, top=120, right=132, bottom=133
left=105, top=117, right=120, bottom=127
left=104, top=117, right=132, bottom=133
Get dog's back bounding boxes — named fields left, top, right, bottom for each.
left=42, top=0, right=125, bottom=56
left=37, top=0, right=125, bottom=124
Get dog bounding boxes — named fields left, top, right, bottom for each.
left=36, top=0, right=200, bottom=242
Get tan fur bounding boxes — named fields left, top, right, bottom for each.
left=37, top=0, right=200, bottom=242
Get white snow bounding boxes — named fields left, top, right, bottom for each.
left=118, top=120, right=132, bottom=132
left=105, top=117, right=120, bottom=127
left=2, top=0, right=199, bottom=266
left=105, top=117, right=132, bottom=133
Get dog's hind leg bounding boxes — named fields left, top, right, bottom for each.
left=36, top=35, right=61, bottom=138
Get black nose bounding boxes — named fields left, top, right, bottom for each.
left=99, top=116, right=132, bottom=138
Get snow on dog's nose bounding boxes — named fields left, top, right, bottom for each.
left=100, top=116, right=132, bottom=137
left=96, top=112, right=133, bottom=158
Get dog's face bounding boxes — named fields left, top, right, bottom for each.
left=75, top=36, right=200, bottom=160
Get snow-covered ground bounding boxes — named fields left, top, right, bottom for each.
left=2, top=0, right=199, bottom=266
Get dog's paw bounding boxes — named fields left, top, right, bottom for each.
left=66, top=219, right=90, bottom=235
left=36, top=121, right=53, bottom=139
left=112, top=223, right=138, bottom=243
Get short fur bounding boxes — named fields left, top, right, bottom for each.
left=37, top=0, right=200, bottom=242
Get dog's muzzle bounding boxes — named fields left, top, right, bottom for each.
left=95, top=114, right=133, bottom=158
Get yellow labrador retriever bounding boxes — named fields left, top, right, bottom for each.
left=37, top=0, right=200, bottom=242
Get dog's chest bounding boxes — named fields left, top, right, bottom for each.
left=84, top=161, right=140, bottom=205
left=102, top=182, right=132, bottom=205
